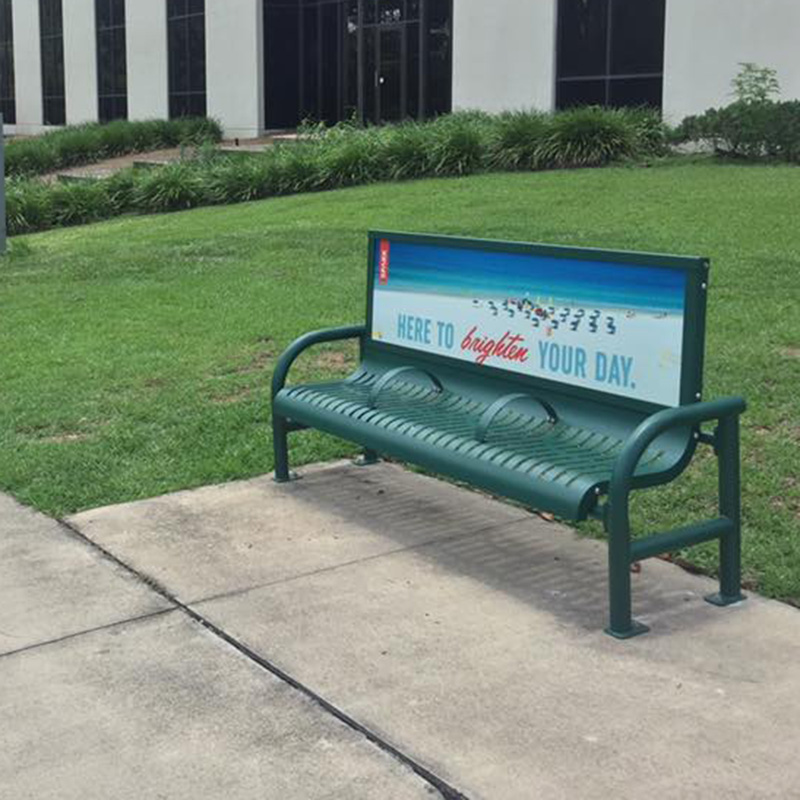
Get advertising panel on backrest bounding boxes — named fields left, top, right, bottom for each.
left=369, top=234, right=702, bottom=408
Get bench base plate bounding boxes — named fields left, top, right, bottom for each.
left=604, top=620, right=650, bottom=640
left=353, top=451, right=380, bottom=467
left=704, top=591, right=746, bottom=607
left=273, top=470, right=301, bottom=484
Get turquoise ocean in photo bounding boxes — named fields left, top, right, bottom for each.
left=374, top=241, right=687, bottom=314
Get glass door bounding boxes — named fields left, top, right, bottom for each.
left=264, top=0, right=453, bottom=129
left=377, top=25, right=404, bottom=122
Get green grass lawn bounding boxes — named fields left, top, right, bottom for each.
left=2, top=161, right=799, bottom=602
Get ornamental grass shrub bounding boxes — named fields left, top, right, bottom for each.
left=313, top=125, right=386, bottom=189
left=132, top=162, right=209, bottom=212
left=6, top=107, right=669, bottom=236
left=426, top=112, right=491, bottom=176
left=489, top=110, right=551, bottom=170
left=272, top=143, right=324, bottom=194
left=103, top=169, right=137, bottom=213
left=48, top=180, right=112, bottom=227
left=537, top=106, right=639, bottom=168
left=380, top=122, right=434, bottom=180
left=6, top=117, right=223, bottom=178
left=203, top=157, right=281, bottom=204
left=6, top=179, right=54, bottom=234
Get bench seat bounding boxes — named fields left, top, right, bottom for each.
left=274, top=365, right=686, bottom=521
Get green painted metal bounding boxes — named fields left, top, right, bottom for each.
left=271, top=233, right=746, bottom=637
left=274, top=371, right=660, bottom=520
left=368, top=366, right=443, bottom=408
left=630, top=518, right=734, bottom=562
left=353, top=449, right=380, bottom=466
left=476, top=394, right=558, bottom=442
left=272, top=324, right=366, bottom=483
left=271, top=324, right=366, bottom=402
left=706, top=412, right=746, bottom=607
left=605, top=396, right=746, bottom=637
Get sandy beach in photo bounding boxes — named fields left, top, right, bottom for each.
left=373, top=289, right=684, bottom=405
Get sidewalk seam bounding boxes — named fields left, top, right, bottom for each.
left=58, top=517, right=470, bottom=800
left=0, top=608, right=176, bottom=660
left=188, top=515, right=533, bottom=607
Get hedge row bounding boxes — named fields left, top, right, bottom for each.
left=7, top=108, right=669, bottom=236
left=6, top=117, right=223, bottom=178
left=675, top=100, right=800, bottom=162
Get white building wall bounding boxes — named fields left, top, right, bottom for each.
left=126, top=0, right=169, bottom=120
left=10, top=0, right=43, bottom=134
left=663, top=0, right=800, bottom=123
left=63, top=0, right=98, bottom=125
left=452, top=0, right=557, bottom=113
left=10, top=0, right=800, bottom=139
left=206, top=0, right=263, bottom=139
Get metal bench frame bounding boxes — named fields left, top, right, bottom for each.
left=271, top=233, right=746, bottom=638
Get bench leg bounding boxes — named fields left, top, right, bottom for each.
left=606, top=533, right=650, bottom=639
left=353, top=448, right=380, bottom=467
left=706, top=414, right=746, bottom=607
left=272, top=415, right=292, bottom=483
left=605, top=505, right=649, bottom=639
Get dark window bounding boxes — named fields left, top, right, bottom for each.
left=608, top=76, right=662, bottom=109
left=557, top=0, right=607, bottom=79
left=263, top=0, right=302, bottom=129
left=40, top=0, right=66, bottom=125
left=167, top=0, right=206, bottom=118
left=264, top=0, right=452, bottom=129
left=405, top=19, right=419, bottom=119
left=96, top=0, right=127, bottom=121
left=610, top=0, right=665, bottom=75
left=556, top=79, right=606, bottom=109
left=425, top=0, right=452, bottom=117
left=319, top=1, right=342, bottom=123
left=556, top=0, right=665, bottom=110
left=0, top=0, right=15, bottom=124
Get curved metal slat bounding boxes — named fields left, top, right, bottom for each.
left=276, top=379, right=660, bottom=496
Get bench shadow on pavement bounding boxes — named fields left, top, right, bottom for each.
left=285, top=464, right=718, bottom=637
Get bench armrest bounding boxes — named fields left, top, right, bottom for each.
left=604, top=396, right=747, bottom=637
left=610, top=396, right=747, bottom=502
left=271, top=325, right=366, bottom=400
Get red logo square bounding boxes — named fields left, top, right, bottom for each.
left=379, top=239, right=390, bottom=285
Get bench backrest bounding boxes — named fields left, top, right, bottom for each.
left=365, top=231, right=709, bottom=412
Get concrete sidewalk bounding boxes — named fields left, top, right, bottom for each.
left=4, top=462, right=800, bottom=798
left=0, top=491, right=435, bottom=799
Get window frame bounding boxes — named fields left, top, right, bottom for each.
left=167, top=0, right=207, bottom=119
left=40, top=0, right=66, bottom=126
left=0, top=0, right=15, bottom=124
left=555, top=0, right=666, bottom=111
left=95, top=0, right=128, bottom=122
left=263, top=0, right=451, bottom=128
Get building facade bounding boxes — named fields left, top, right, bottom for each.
left=1, top=0, right=799, bottom=138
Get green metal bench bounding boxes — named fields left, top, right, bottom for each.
left=272, top=232, right=746, bottom=638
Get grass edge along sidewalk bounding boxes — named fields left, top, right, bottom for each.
left=1, top=162, right=798, bottom=606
